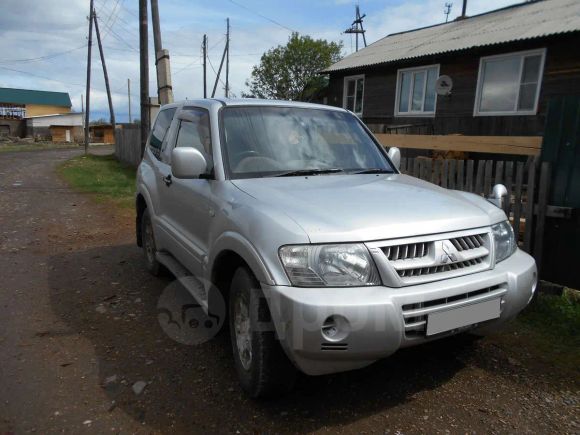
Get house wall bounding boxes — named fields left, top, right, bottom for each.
left=0, top=119, right=26, bottom=137
left=327, top=33, right=580, bottom=136
left=25, top=104, right=71, bottom=117
left=49, top=126, right=83, bottom=142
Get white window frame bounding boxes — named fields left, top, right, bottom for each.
left=342, top=74, right=365, bottom=116
left=394, top=64, right=440, bottom=117
left=473, top=48, right=546, bottom=117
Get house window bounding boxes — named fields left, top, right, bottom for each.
left=474, top=49, right=546, bottom=116
left=343, top=75, right=364, bottom=116
left=395, top=65, right=439, bottom=116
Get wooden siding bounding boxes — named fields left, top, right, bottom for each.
left=26, top=104, right=71, bottom=117
left=327, top=33, right=580, bottom=137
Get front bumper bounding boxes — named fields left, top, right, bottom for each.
left=262, top=249, right=537, bottom=375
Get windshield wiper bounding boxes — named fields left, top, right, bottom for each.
left=274, top=168, right=344, bottom=177
left=352, top=168, right=394, bottom=174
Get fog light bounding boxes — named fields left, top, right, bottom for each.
left=321, top=315, right=350, bottom=341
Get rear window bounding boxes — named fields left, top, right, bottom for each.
left=149, top=108, right=176, bottom=159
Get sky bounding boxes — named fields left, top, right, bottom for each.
left=0, top=0, right=522, bottom=122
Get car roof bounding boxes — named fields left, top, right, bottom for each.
left=164, top=98, right=348, bottom=113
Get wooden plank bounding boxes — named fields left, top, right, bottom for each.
left=533, top=162, right=551, bottom=273
left=448, top=159, right=456, bottom=189
left=483, top=160, right=493, bottom=196
left=523, top=160, right=537, bottom=253
left=466, top=160, right=474, bottom=192
left=504, top=162, right=514, bottom=217
left=433, top=159, right=441, bottom=185
left=400, top=157, right=407, bottom=174
left=512, top=162, right=525, bottom=243
left=441, top=160, right=449, bottom=188
left=413, top=158, right=420, bottom=178
left=425, top=158, right=433, bottom=184
left=456, top=160, right=464, bottom=191
left=375, top=134, right=543, bottom=156
left=475, top=160, right=485, bottom=195
left=494, top=161, right=504, bottom=186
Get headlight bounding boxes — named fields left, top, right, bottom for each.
left=492, top=221, right=516, bottom=263
left=279, top=243, right=381, bottom=287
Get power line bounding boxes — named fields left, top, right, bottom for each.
left=0, top=45, right=87, bottom=64
left=227, top=0, right=297, bottom=33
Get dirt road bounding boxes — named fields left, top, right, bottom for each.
left=0, top=149, right=578, bottom=434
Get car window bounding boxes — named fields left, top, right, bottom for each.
left=149, top=107, right=176, bottom=160
left=221, top=106, right=392, bottom=178
left=174, top=108, right=213, bottom=170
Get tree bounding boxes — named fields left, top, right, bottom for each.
left=244, top=33, right=342, bottom=101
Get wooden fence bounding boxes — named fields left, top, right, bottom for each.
left=399, top=156, right=552, bottom=268
left=376, top=134, right=543, bottom=156
left=115, top=128, right=141, bottom=167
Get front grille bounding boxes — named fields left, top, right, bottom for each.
left=375, top=230, right=491, bottom=286
left=398, top=257, right=485, bottom=278
left=383, top=242, right=429, bottom=261
left=402, top=285, right=505, bottom=337
left=450, top=234, right=485, bottom=251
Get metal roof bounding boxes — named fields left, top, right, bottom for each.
left=323, top=0, right=580, bottom=73
left=0, top=87, right=72, bottom=107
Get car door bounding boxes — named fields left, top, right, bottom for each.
left=147, top=106, right=178, bottom=251
left=159, top=107, right=214, bottom=278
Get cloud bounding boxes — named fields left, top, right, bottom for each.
left=0, top=0, right=520, bottom=122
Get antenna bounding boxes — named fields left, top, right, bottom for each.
left=343, top=5, right=367, bottom=52
left=444, top=2, right=453, bottom=23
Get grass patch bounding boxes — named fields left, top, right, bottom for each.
left=511, top=291, right=580, bottom=372
left=58, top=154, right=136, bottom=208
left=0, top=142, right=81, bottom=153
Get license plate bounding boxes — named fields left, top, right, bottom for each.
left=426, top=298, right=501, bottom=336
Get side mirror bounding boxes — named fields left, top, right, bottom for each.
left=488, top=183, right=508, bottom=209
left=387, top=147, right=401, bottom=171
left=171, top=147, right=207, bottom=179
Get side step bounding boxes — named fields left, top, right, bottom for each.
left=156, top=252, right=209, bottom=313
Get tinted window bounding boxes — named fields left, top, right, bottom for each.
left=149, top=107, right=176, bottom=159
left=175, top=108, right=213, bottom=169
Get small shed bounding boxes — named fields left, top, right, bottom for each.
left=49, top=125, right=83, bottom=143
left=89, top=124, right=115, bottom=144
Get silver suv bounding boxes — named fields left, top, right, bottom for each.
left=136, top=99, right=537, bottom=397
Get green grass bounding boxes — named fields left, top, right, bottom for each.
left=510, top=291, right=580, bottom=372
left=58, top=154, right=136, bottom=208
left=0, top=142, right=81, bottom=153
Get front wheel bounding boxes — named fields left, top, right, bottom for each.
left=229, top=266, right=297, bottom=398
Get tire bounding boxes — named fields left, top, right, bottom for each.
left=141, top=208, right=162, bottom=276
left=229, top=266, right=297, bottom=398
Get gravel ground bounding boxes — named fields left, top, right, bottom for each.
left=0, top=148, right=578, bottom=434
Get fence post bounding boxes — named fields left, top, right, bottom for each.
left=523, top=159, right=538, bottom=253
left=533, top=162, right=551, bottom=273
left=512, top=162, right=524, bottom=243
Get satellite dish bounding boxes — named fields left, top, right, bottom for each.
left=435, top=75, right=453, bottom=96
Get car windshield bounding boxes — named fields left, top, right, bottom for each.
left=220, top=106, right=394, bottom=179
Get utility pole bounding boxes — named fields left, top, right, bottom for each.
left=128, top=78, right=132, bottom=123
left=139, top=0, right=149, bottom=156
left=344, top=5, right=367, bottom=52
left=93, top=12, right=116, bottom=128
left=211, top=39, right=227, bottom=98
left=84, top=0, right=95, bottom=153
left=445, top=3, right=453, bottom=22
left=202, top=35, right=207, bottom=98
left=151, top=0, right=174, bottom=105
left=225, top=18, right=230, bottom=98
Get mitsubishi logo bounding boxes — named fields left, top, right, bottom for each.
left=440, top=241, right=458, bottom=264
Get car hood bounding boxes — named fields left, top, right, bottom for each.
left=232, top=174, right=505, bottom=243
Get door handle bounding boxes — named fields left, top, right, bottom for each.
left=162, top=174, right=172, bottom=186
